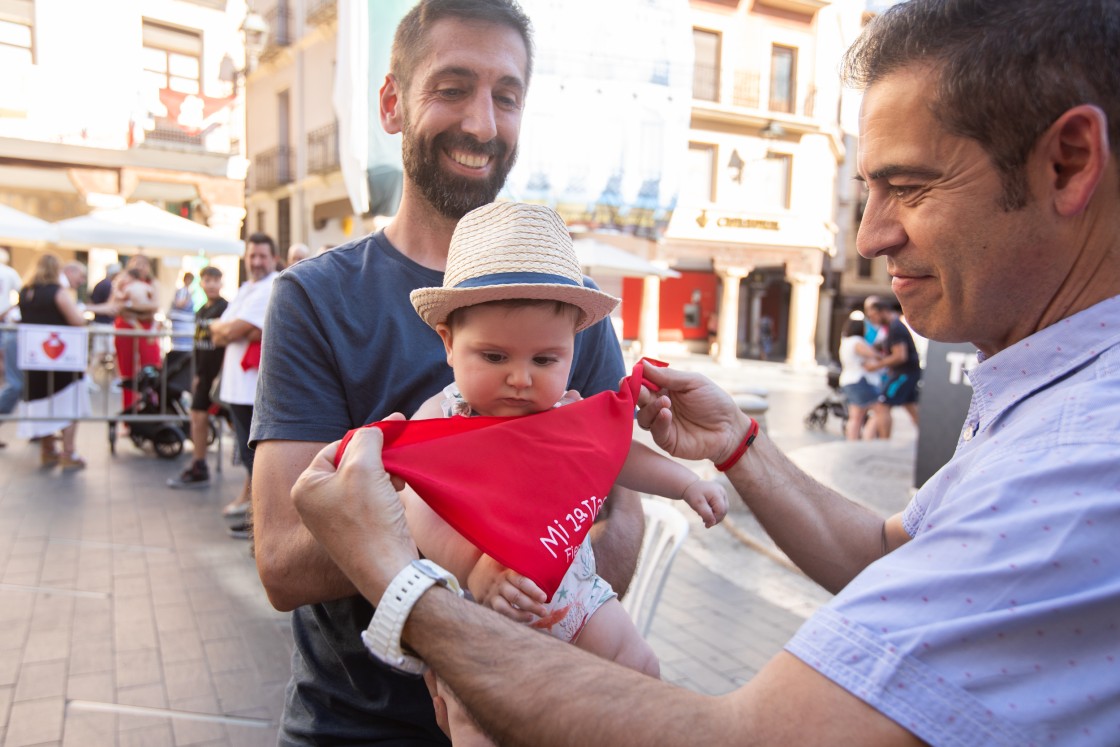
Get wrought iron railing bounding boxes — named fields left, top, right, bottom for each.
left=307, top=121, right=339, bottom=174
left=252, top=144, right=293, bottom=190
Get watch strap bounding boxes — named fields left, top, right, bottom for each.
left=361, top=559, right=462, bottom=675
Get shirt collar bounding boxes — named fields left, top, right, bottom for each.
left=967, top=294, right=1120, bottom=427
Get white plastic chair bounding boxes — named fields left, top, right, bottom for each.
left=622, top=496, right=690, bottom=638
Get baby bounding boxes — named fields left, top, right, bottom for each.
left=402, top=202, right=729, bottom=742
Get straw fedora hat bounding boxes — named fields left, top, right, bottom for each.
left=411, top=202, right=619, bottom=332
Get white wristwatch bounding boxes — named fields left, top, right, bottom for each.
left=361, top=558, right=463, bottom=675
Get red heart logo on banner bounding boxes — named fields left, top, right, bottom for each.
left=333, top=359, right=665, bottom=599
left=42, top=333, right=66, bottom=360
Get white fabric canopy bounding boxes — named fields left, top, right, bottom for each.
left=54, top=201, right=244, bottom=256
left=573, top=239, right=680, bottom=279
left=0, top=203, right=60, bottom=245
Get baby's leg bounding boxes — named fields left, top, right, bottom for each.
left=573, top=598, right=660, bottom=678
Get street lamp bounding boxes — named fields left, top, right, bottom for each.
left=240, top=11, right=268, bottom=72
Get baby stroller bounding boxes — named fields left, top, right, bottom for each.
left=108, top=360, right=191, bottom=459
left=804, top=364, right=849, bottom=431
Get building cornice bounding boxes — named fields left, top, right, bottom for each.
left=0, top=137, right=235, bottom=178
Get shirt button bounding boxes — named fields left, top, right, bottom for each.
left=962, top=422, right=978, bottom=441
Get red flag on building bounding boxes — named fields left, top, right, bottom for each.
left=334, top=359, right=661, bottom=599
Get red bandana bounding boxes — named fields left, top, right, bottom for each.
left=334, top=359, right=663, bottom=599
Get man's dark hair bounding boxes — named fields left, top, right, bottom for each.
left=247, top=232, right=277, bottom=256
left=390, top=0, right=534, bottom=94
left=199, top=266, right=222, bottom=279
left=841, top=0, right=1120, bottom=210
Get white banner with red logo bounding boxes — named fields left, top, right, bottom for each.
left=18, top=324, right=89, bottom=372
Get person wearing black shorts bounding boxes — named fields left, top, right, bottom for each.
left=167, top=266, right=228, bottom=488
left=866, top=300, right=921, bottom=438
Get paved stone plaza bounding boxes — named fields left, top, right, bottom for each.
left=0, top=354, right=919, bottom=746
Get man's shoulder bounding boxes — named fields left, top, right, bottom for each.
left=299, top=232, right=387, bottom=266
left=0, top=264, right=20, bottom=289
left=200, top=298, right=228, bottom=317
left=283, top=230, right=439, bottom=297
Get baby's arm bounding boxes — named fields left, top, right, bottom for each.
left=402, top=489, right=547, bottom=621
left=617, top=441, right=729, bottom=527
left=400, top=485, right=481, bottom=585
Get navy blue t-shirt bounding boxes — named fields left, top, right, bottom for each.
left=885, top=318, right=921, bottom=377
left=252, top=230, right=625, bottom=744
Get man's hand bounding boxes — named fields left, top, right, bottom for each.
left=635, top=365, right=751, bottom=466
left=291, top=427, right=417, bottom=601
left=466, top=554, right=547, bottom=623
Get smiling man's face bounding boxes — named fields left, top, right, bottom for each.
left=398, top=17, right=527, bottom=219
left=854, top=65, right=1065, bottom=356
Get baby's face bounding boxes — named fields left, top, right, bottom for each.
left=440, top=304, right=576, bottom=417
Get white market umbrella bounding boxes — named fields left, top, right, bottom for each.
left=573, top=239, right=681, bottom=279
left=54, top=201, right=244, bottom=257
left=0, top=203, right=60, bottom=245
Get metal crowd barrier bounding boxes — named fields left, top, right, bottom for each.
left=0, top=321, right=227, bottom=468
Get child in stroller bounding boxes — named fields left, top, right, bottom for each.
left=804, top=364, right=849, bottom=431
left=108, top=356, right=192, bottom=459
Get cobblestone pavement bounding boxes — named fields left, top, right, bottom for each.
left=0, top=354, right=919, bottom=744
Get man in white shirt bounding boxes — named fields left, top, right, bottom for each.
left=210, top=233, right=278, bottom=537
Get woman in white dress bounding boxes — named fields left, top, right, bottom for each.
left=17, top=254, right=116, bottom=469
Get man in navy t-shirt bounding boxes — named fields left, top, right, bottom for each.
left=249, top=2, right=643, bottom=744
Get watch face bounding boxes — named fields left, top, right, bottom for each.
left=414, top=559, right=441, bottom=579
left=414, top=559, right=462, bottom=594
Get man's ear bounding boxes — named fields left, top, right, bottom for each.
left=380, top=74, right=404, bottom=135
left=1039, top=104, right=1109, bottom=217
left=435, top=323, right=454, bottom=364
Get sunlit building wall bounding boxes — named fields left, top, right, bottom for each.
left=649, top=0, right=864, bottom=366
left=0, top=0, right=249, bottom=294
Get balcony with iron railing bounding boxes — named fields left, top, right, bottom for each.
left=144, top=123, right=203, bottom=149
left=252, top=144, right=293, bottom=191
left=307, top=121, right=339, bottom=175
left=260, top=4, right=293, bottom=60
left=692, top=64, right=815, bottom=118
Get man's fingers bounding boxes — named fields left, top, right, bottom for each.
left=424, top=671, right=451, bottom=738
left=338, top=426, right=386, bottom=468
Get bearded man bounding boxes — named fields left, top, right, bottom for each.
left=249, top=1, right=643, bottom=744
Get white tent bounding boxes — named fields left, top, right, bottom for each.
left=0, top=203, right=60, bottom=245
left=573, top=239, right=681, bottom=279
left=54, top=201, right=243, bottom=257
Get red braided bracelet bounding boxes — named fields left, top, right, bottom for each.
left=714, top=417, right=759, bottom=472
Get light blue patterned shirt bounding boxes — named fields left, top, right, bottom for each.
left=787, top=295, right=1120, bottom=746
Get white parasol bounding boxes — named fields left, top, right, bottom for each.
left=54, top=201, right=243, bottom=257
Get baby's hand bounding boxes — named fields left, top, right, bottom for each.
left=556, top=389, right=583, bottom=407
left=681, top=479, right=729, bottom=528
left=467, top=554, right=547, bottom=623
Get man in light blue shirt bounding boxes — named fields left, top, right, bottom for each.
left=286, top=1, right=1120, bottom=745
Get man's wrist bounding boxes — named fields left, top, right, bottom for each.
left=360, top=544, right=419, bottom=606
left=712, top=414, right=754, bottom=467
left=362, top=558, right=463, bottom=675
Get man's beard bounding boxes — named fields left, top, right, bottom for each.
left=401, top=125, right=517, bottom=220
